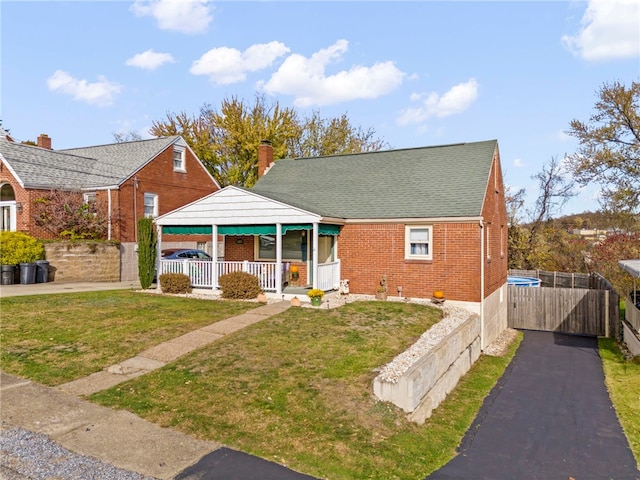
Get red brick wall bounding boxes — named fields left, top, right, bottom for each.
left=224, top=236, right=256, bottom=261
left=339, top=222, right=483, bottom=301
left=116, top=145, right=218, bottom=242
left=0, top=165, right=30, bottom=234
left=482, top=148, right=509, bottom=298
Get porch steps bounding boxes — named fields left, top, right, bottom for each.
left=58, top=301, right=291, bottom=396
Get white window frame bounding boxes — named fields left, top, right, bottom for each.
left=0, top=202, right=16, bottom=231
left=143, top=192, right=158, bottom=218
left=83, top=192, right=96, bottom=204
left=405, top=225, right=432, bottom=260
left=173, top=145, right=186, bottom=172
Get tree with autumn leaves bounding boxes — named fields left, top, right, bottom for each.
left=150, top=94, right=387, bottom=188
left=566, top=81, right=640, bottom=221
left=508, top=80, right=639, bottom=277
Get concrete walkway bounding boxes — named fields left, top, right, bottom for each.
left=57, top=301, right=291, bottom=396
left=0, top=280, right=143, bottom=297
left=1, top=283, right=318, bottom=479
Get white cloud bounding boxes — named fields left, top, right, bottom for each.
left=126, top=49, right=175, bottom=70
left=46, top=70, right=122, bottom=106
left=513, top=158, right=524, bottom=168
left=261, top=39, right=405, bottom=107
left=561, top=0, right=640, bottom=61
left=190, top=42, right=290, bottom=85
left=130, top=0, right=213, bottom=35
left=396, top=78, right=479, bottom=126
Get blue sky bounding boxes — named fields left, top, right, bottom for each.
left=2, top=0, right=639, bottom=216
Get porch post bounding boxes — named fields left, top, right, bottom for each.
left=155, top=224, right=162, bottom=291
left=212, top=224, right=218, bottom=290
left=312, top=222, right=319, bottom=290
left=276, top=223, right=282, bottom=295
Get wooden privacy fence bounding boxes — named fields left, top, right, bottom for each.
left=508, top=270, right=621, bottom=338
left=509, top=269, right=591, bottom=288
left=508, top=286, right=614, bottom=337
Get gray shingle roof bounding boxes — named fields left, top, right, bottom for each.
left=0, top=133, right=179, bottom=189
left=252, top=140, right=498, bottom=219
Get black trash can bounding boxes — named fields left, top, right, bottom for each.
left=1, top=264, right=15, bottom=285
left=19, top=262, right=37, bottom=284
left=36, top=260, right=50, bottom=283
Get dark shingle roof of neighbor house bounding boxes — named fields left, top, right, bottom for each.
left=251, top=140, right=498, bottom=219
left=0, top=133, right=179, bottom=189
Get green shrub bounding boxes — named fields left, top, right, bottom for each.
left=218, top=271, right=263, bottom=299
left=0, top=231, right=45, bottom=265
left=137, top=218, right=156, bottom=290
left=159, top=273, right=192, bottom=294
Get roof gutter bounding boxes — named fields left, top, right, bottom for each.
left=345, top=216, right=484, bottom=224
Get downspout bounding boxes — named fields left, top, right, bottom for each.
left=107, top=188, right=112, bottom=240
left=133, top=176, right=139, bottom=242
left=479, top=219, right=486, bottom=350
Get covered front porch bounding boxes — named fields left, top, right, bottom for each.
left=158, top=257, right=341, bottom=294
left=155, top=186, right=344, bottom=295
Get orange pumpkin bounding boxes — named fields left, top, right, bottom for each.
left=290, top=265, right=299, bottom=273
left=433, top=290, right=445, bottom=299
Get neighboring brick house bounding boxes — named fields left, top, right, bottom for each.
left=156, top=139, right=509, bottom=347
left=0, top=129, right=219, bottom=281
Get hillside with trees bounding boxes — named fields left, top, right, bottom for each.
left=508, top=80, right=639, bottom=295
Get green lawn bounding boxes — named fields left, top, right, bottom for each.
left=90, top=301, right=521, bottom=479
left=0, top=291, right=259, bottom=385
left=599, top=337, right=640, bottom=468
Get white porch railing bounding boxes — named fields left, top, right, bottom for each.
left=317, top=260, right=340, bottom=291
left=159, top=259, right=215, bottom=288
left=159, top=260, right=290, bottom=291
left=627, top=299, right=640, bottom=333
left=159, top=259, right=341, bottom=293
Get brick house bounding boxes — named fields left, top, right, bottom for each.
left=156, top=139, right=509, bottom=347
left=0, top=129, right=219, bottom=280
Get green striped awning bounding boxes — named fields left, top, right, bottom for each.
left=162, top=224, right=341, bottom=236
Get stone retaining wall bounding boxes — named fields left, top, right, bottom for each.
left=44, top=242, right=120, bottom=282
left=373, top=315, right=481, bottom=424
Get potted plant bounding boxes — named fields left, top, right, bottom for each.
left=375, top=275, right=388, bottom=301
left=290, top=264, right=299, bottom=281
left=307, top=288, right=324, bottom=307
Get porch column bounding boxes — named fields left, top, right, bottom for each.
left=276, top=223, right=282, bottom=295
left=155, top=224, right=162, bottom=291
left=312, top=222, right=319, bottom=290
left=212, top=224, right=218, bottom=291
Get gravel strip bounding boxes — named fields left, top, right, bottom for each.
left=375, top=305, right=473, bottom=383
left=0, top=423, right=158, bottom=480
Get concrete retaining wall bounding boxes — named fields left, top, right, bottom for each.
left=44, top=242, right=120, bottom=282
left=373, top=315, right=481, bottom=424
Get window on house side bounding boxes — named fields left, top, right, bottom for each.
left=143, top=193, right=158, bottom=218
left=173, top=146, right=186, bottom=172
left=83, top=192, right=96, bottom=204
left=405, top=226, right=432, bottom=260
left=486, top=224, right=492, bottom=260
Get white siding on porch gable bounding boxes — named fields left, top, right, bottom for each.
left=156, top=186, right=320, bottom=226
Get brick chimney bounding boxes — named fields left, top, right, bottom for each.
left=37, top=134, right=52, bottom=149
left=258, top=140, right=274, bottom=178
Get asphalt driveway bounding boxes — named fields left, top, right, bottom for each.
left=427, top=330, right=639, bottom=479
